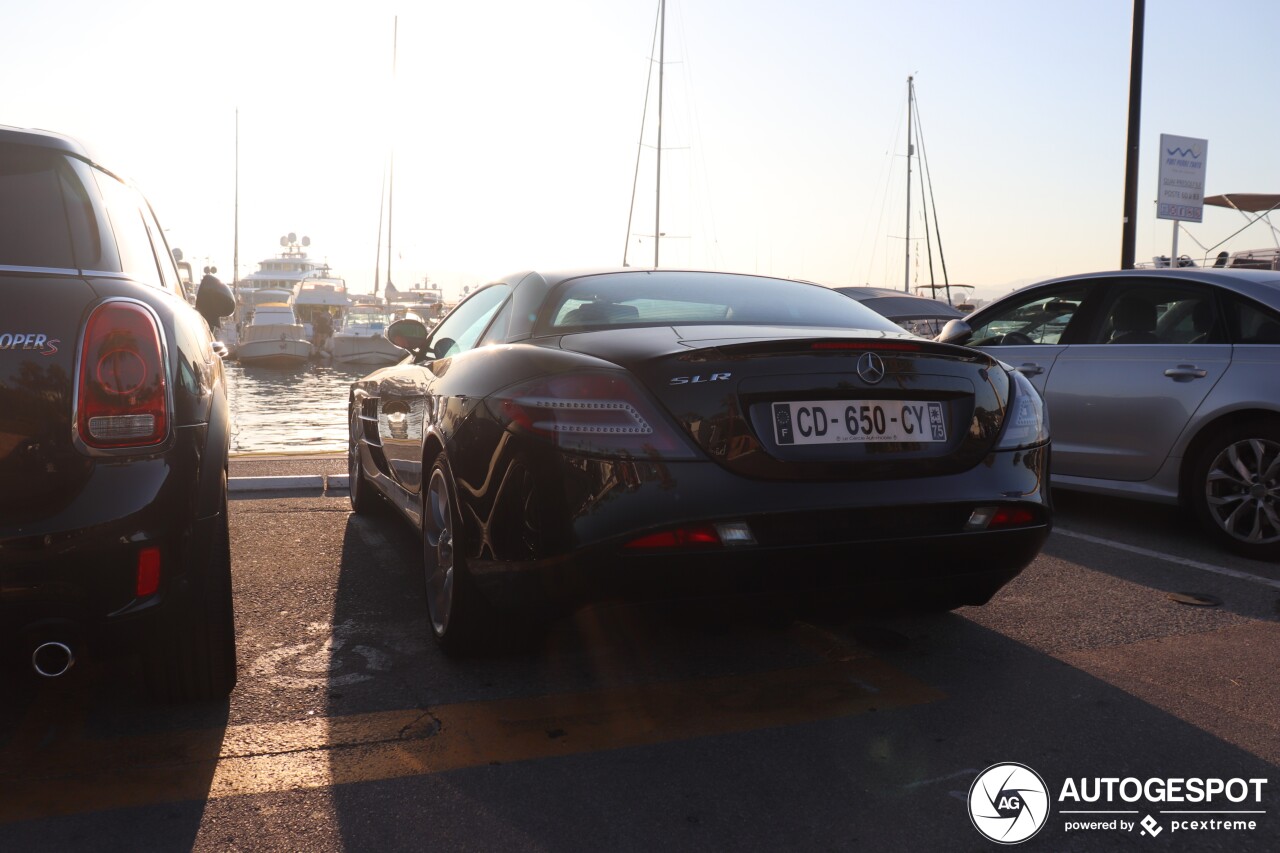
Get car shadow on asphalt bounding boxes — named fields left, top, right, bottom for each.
left=323, top=506, right=1280, bottom=851
left=0, top=652, right=230, bottom=850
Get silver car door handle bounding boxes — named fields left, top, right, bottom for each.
left=1164, top=364, right=1208, bottom=381
left=1016, top=363, right=1045, bottom=376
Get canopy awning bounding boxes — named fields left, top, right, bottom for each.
left=1203, top=193, right=1280, bottom=212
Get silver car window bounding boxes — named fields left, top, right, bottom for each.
left=968, top=286, right=1088, bottom=346
left=1094, top=282, right=1219, bottom=345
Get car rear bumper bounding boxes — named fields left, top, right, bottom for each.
left=0, top=430, right=214, bottom=660
left=471, top=515, right=1047, bottom=613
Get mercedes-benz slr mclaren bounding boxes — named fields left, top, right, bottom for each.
left=348, top=269, right=1051, bottom=653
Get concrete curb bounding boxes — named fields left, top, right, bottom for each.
left=229, top=474, right=349, bottom=494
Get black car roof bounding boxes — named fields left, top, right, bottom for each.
left=0, top=124, right=93, bottom=159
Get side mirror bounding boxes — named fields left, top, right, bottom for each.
left=936, top=318, right=972, bottom=344
left=387, top=317, right=431, bottom=354
left=195, top=274, right=235, bottom=330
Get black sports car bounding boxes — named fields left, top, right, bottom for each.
left=348, top=269, right=1051, bottom=653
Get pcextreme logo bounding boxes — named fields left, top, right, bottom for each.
left=967, top=764, right=1271, bottom=844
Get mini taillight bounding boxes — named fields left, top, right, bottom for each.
left=77, top=302, right=168, bottom=448
left=487, top=372, right=697, bottom=459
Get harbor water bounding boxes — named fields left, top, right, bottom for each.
left=225, top=362, right=366, bottom=455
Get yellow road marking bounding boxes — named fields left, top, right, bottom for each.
left=0, top=656, right=941, bottom=821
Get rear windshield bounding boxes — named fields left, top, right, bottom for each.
left=0, top=143, right=120, bottom=273
left=542, top=272, right=903, bottom=334
left=0, top=143, right=77, bottom=269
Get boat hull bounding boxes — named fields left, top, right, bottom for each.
left=236, top=338, right=312, bottom=367
left=331, top=333, right=403, bottom=367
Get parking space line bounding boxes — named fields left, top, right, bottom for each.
left=1054, top=528, right=1280, bottom=590
left=0, top=657, right=942, bottom=821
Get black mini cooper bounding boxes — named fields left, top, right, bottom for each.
left=0, top=126, right=237, bottom=701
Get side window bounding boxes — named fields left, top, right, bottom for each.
left=1093, top=282, right=1219, bottom=345
left=64, top=158, right=120, bottom=273
left=96, top=174, right=164, bottom=290
left=430, top=285, right=510, bottom=358
left=477, top=298, right=514, bottom=347
left=140, top=203, right=188, bottom=301
left=968, top=285, right=1088, bottom=346
left=1227, top=297, right=1280, bottom=344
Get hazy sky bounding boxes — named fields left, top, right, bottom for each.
left=6, top=0, right=1279, bottom=300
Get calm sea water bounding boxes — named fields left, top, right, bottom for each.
left=224, top=362, right=367, bottom=455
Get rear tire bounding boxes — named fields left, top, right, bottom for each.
left=1190, top=420, right=1280, bottom=560
left=145, top=474, right=238, bottom=703
left=423, top=453, right=496, bottom=655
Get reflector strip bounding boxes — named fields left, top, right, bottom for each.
left=136, top=546, right=161, bottom=597
left=625, top=525, right=721, bottom=549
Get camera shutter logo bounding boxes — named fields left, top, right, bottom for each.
left=968, top=763, right=1050, bottom=844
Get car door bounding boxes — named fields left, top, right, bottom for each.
left=963, top=283, right=1094, bottom=396
left=377, top=284, right=512, bottom=494
left=1040, top=278, right=1230, bottom=481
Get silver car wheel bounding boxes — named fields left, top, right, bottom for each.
left=424, top=466, right=455, bottom=636
left=1205, top=437, right=1280, bottom=545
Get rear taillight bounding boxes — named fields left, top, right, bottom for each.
left=993, top=368, right=1049, bottom=450
left=487, top=372, right=698, bottom=459
left=77, top=301, right=168, bottom=448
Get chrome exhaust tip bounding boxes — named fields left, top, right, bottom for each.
left=32, top=641, right=75, bottom=678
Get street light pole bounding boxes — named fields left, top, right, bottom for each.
left=1120, top=0, right=1146, bottom=269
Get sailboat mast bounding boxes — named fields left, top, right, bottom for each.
left=903, top=75, right=914, bottom=293
left=233, top=108, right=240, bottom=298
left=387, top=16, right=398, bottom=293
left=653, top=0, right=666, bottom=269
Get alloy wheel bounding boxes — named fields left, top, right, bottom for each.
left=1204, top=437, right=1280, bottom=545
left=424, top=466, right=455, bottom=635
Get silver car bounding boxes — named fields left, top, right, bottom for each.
left=938, top=268, right=1280, bottom=560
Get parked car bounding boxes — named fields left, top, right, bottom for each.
left=0, top=126, right=237, bottom=700
left=834, top=286, right=966, bottom=337
left=348, top=269, right=1051, bottom=654
left=937, top=268, right=1280, bottom=560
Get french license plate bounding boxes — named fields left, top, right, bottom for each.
left=772, top=400, right=946, bottom=446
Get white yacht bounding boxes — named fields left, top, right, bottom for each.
left=238, top=234, right=331, bottom=299
left=235, top=303, right=312, bottom=367
left=331, top=306, right=404, bottom=367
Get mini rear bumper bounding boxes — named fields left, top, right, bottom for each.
left=0, top=429, right=216, bottom=657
